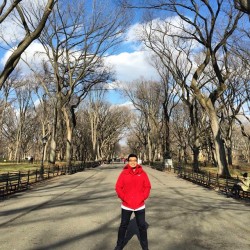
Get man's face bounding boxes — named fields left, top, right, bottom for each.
left=128, top=157, right=137, bottom=168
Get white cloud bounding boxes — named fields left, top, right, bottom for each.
left=106, top=51, right=159, bottom=82
left=0, top=0, right=47, bottom=46
left=0, top=19, right=24, bottom=46
left=116, top=101, right=135, bottom=110
left=102, top=81, right=120, bottom=90
left=1, top=41, right=47, bottom=75
left=125, top=23, right=142, bottom=43
left=124, top=16, right=190, bottom=43
left=105, top=15, right=197, bottom=85
left=1, top=35, right=159, bottom=85
left=1, top=13, right=195, bottom=107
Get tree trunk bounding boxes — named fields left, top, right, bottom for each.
left=209, top=110, right=230, bottom=177
left=90, top=112, right=98, bottom=160
left=65, top=126, right=73, bottom=167
left=0, top=99, right=8, bottom=145
left=163, top=104, right=171, bottom=159
left=227, top=145, right=233, bottom=167
left=96, top=143, right=101, bottom=160
left=193, top=145, right=200, bottom=172
left=43, top=144, right=48, bottom=162
left=8, top=146, right=13, bottom=161
left=49, top=104, right=58, bottom=164
left=14, top=123, right=22, bottom=163
left=191, top=71, right=230, bottom=176
left=62, top=107, right=73, bottom=166
left=190, top=101, right=200, bottom=172
left=62, top=106, right=76, bottom=167
left=147, top=132, right=152, bottom=163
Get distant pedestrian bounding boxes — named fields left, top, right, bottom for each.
left=28, top=156, right=33, bottom=164
left=114, top=153, right=151, bottom=250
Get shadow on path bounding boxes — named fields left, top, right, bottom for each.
left=122, top=217, right=149, bottom=249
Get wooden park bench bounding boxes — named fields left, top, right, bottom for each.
left=0, top=173, right=8, bottom=199
left=7, top=172, right=29, bottom=194
left=212, top=176, right=250, bottom=199
left=0, top=172, right=29, bottom=199
left=241, top=189, right=250, bottom=198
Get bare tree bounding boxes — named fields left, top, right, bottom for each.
left=82, top=89, right=131, bottom=161
left=0, top=74, right=18, bottom=143
left=98, top=105, right=131, bottom=160
left=83, top=90, right=107, bottom=160
left=171, top=103, right=191, bottom=163
left=11, top=79, right=34, bottom=162
left=139, top=18, right=210, bottom=171
left=125, top=0, right=244, bottom=176
left=170, top=1, right=242, bottom=177
left=149, top=55, right=180, bottom=160
left=218, top=61, right=249, bottom=167
left=36, top=0, right=130, bottom=166
left=123, top=79, right=163, bottom=162
left=1, top=103, right=17, bottom=160
left=127, top=113, right=149, bottom=162
left=0, top=0, right=57, bottom=88
left=230, top=27, right=250, bottom=143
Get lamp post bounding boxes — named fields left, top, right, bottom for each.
left=177, top=145, right=181, bottom=164
left=40, top=136, right=48, bottom=179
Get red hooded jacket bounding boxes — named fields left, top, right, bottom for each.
left=115, top=164, right=151, bottom=210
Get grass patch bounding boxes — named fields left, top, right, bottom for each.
left=0, top=163, right=40, bottom=173
left=0, top=161, right=67, bottom=174
left=183, top=162, right=250, bottom=177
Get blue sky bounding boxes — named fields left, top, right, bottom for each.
left=0, top=0, right=160, bottom=107
left=0, top=39, right=158, bottom=105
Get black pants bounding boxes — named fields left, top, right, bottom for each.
left=116, top=208, right=148, bottom=250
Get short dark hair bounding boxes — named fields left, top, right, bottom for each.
left=128, top=153, right=137, bottom=161
left=243, top=172, right=248, bottom=177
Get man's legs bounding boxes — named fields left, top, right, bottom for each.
left=115, top=209, right=133, bottom=249
left=135, top=209, right=148, bottom=250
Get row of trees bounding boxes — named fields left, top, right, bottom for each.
left=122, top=79, right=249, bottom=170
left=119, top=0, right=250, bottom=176
left=0, top=1, right=132, bottom=165
left=0, top=80, right=130, bottom=163
left=0, top=1, right=250, bottom=178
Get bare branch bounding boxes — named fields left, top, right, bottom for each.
left=0, top=0, right=57, bottom=89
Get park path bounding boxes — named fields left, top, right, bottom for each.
left=0, top=164, right=249, bottom=250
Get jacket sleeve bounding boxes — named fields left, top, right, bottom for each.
left=143, top=172, right=151, bottom=200
left=115, top=173, right=125, bottom=200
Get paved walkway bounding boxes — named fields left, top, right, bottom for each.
left=0, top=164, right=249, bottom=250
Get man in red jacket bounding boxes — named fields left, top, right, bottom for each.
left=114, top=153, right=151, bottom=250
